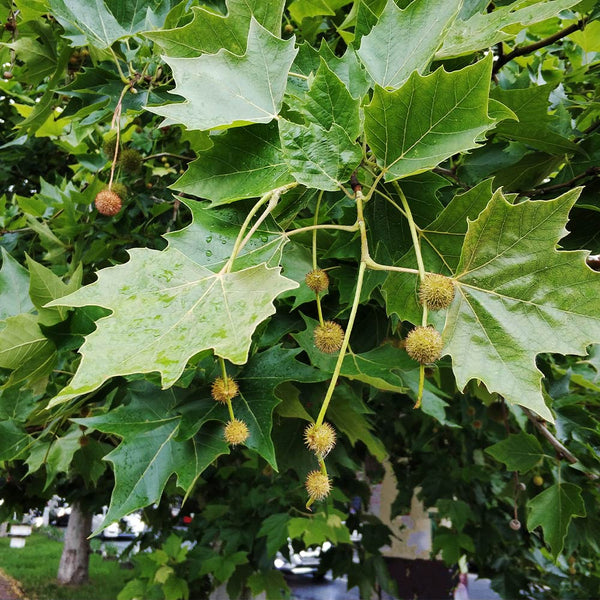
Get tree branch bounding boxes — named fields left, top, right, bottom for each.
left=493, top=20, right=585, bottom=74
left=522, top=407, right=598, bottom=479
left=433, top=167, right=470, bottom=190
left=582, top=120, right=600, bottom=137
left=520, top=166, right=600, bottom=197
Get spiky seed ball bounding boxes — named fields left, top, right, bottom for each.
left=405, top=326, right=443, bottom=364
left=314, top=321, right=344, bottom=354
left=211, top=377, right=239, bottom=403
left=119, top=148, right=143, bottom=173
left=305, top=470, right=331, bottom=501
left=305, top=269, right=329, bottom=293
left=94, top=189, right=122, bottom=216
left=509, top=519, right=521, bottom=531
left=110, top=182, right=128, bottom=201
left=304, top=422, right=336, bottom=456
left=102, top=137, right=117, bottom=159
left=418, top=273, right=455, bottom=310
left=224, top=419, right=249, bottom=446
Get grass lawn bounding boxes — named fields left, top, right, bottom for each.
left=0, top=532, right=131, bottom=600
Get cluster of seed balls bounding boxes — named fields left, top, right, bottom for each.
left=305, top=269, right=345, bottom=354
left=94, top=142, right=144, bottom=217
left=211, top=377, right=249, bottom=446
left=303, top=269, right=340, bottom=502
left=301, top=270, right=456, bottom=503
left=303, top=421, right=336, bottom=501
left=405, top=273, right=455, bottom=364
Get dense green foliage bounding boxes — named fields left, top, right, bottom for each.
left=2, top=0, right=600, bottom=598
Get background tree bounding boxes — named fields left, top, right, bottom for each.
left=1, top=0, right=600, bottom=598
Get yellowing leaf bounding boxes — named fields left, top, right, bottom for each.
left=48, top=247, right=297, bottom=405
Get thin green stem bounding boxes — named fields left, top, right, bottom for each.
left=339, top=184, right=356, bottom=200
left=314, top=187, right=369, bottom=427
left=393, top=182, right=426, bottom=282
left=286, top=223, right=359, bottom=237
left=362, top=170, right=386, bottom=202
left=363, top=258, right=420, bottom=275
left=391, top=185, right=430, bottom=408
left=218, top=357, right=235, bottom=420
left=222, top=184, right=295, bottom=274
left=312, top=191, right=325, bottom=326
left=415, top=366, right=425, bottom=409
left=373, top=187, right=408, bottom=220
left=223, top=192, right=273, bottom=274
left=226, top=398, right=235, bottom=421
left=108, top=84, right=129, bottom=190
left=219, top=356, right=228, bottom=382
left=315, top=261, right=366, bottom=427
left=315, top=293, right=324, bottom=326
left=312, top=191, right=323, bottom=271
left=391, top=184, right=430, bottom=409
left=221, top=190, right=273, bottom=273
left=109, top=48, right=130, bottom=84
left=289, top=71, right=309, bottom=80
left=237, top=196, right=278, bottom=255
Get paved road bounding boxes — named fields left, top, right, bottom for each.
left=284, top=572, right=502, bottom=600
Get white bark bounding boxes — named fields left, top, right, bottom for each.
left=57, top=501, right=92, bottom=585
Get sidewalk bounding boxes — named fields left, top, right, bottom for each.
left=0, top=569, right=26, bottom=600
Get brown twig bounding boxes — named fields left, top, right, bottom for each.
left=4, top=7, right=18, bottom=75
left=493, top=20, right=585, bottom=74
left=433, top=167, right=471, bottom=190
left=522, top=407, right=598, bottom=479
left=582, top=120, right=600, bottom=137
left=108, top=85, right=130, bottom=190
left=0, top=227, right=31, bottom=235
left=523, top=408, right=577, bottom=463
left=520, top=166, right=600, bottom=197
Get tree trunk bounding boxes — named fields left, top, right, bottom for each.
left=57, top=501, right=92, bottom=585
